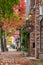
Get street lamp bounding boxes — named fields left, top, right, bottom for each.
left=28, top=13, right=33, bottom=25
left=24, top=13, right=34, bottom=32
left=28, top=13, right=32, bottom=19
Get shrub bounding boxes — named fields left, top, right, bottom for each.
left=21, top=47, right=28, bottom=52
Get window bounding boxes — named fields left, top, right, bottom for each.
left=39, top=0, right=43, bottom=16
left=33, top=43, right=35, bottom=48
left=39, top=5, right=43, bottom=15
left=41, top=0, right=43, bottom=5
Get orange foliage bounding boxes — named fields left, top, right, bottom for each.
left=2, top=0, right=26, bottom=31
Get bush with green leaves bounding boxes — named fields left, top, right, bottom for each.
left=0, top=0, right=20, bottom=20
left=21, top=47, right=28, bottom=52
left=21, top=28, right=29, bottom=48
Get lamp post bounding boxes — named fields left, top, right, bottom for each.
left=23, top=13, right=34, bottom=55
left=24, top=13, right=34, bottom=32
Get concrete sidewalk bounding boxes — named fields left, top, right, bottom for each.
left=0, top=51, right=36, bottom=65
left=0, top=51, right=42, bottom=65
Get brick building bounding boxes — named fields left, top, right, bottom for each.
left=29, top=0, right=43, bottom=58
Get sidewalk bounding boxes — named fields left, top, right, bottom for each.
left=0, top=51, right=36, bottom=65
left=0, top=51, right=43, bottom=65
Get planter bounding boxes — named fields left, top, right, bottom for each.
left=24, top=52, right=28, bottom=56
left=5, top=48, right=8, bottom=52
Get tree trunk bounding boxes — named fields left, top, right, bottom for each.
left=1, top=38, right=4, bottom=52
left=4, top=38, right=6, bottom=51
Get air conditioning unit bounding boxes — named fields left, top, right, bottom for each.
left=39, top=5, right=43, bottom=16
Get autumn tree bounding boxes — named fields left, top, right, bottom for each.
left=0, top=0, right=20, bottom=51
left=0, top=0, right=26, bottom=52
left=2, top=0, right=26, bottom=32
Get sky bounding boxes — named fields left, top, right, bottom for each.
left=26, top=0, right=30, bottom=19
left=25, top=0, right=26, bottom=2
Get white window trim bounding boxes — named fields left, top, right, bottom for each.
left=39, top=5, right=43, bottom=16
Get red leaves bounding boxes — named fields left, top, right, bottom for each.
left=13, top=0, right=26, bottom=29
left=2, top=0, right=26, bottom=31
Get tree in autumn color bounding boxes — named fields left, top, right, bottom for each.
left=0, top=0, right=20, bottom=52
left=2, top=0, right=26, bottom=32
left=0, top=0, right=26, bottom=51
left=0, top=0, right=20, bottom=34
left=13, top=0, right=26, bottom=28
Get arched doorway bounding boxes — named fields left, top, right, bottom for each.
left=40, top=18, right=43, bottom=52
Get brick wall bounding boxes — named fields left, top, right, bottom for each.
left=30, top=0, right=35, bottom=8
left=30, top=0, right=41, bottom=58
left=35, top=0, right=40, bottom=58
left=30, top=0, right=35, bottom=57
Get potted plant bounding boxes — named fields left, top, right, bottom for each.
left=5, top=48, right=8, bottom=51
left=21, top=47, right=29, bottom=56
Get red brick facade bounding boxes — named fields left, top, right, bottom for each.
left=30, top=0, right=43, bottom=58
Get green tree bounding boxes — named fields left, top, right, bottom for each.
left=21, top=28, right=29, bottom=47
left=0, top=0, right=20, bottom=20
